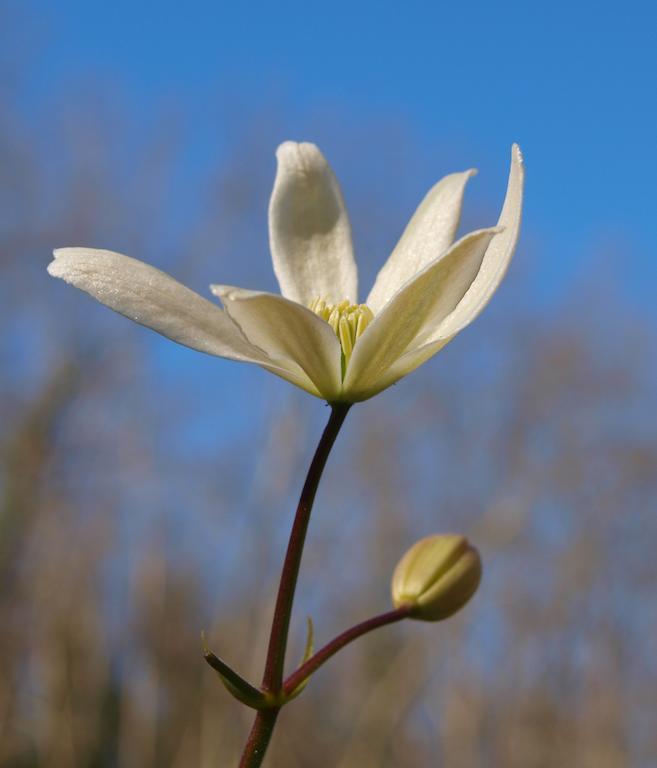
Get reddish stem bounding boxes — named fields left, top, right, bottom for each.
left=260, top=402, right=350, bottom=694
left=239, top=403, right=350, bottom=767
left=239, top=709, right=278, bottom=768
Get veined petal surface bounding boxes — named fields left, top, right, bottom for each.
left=48, top=248, right=317, bottom=394
left=269, top=142, right=358, bottom=306
left=211, top=285, right=343, bottom=402
left=342, top=228, right=499, bottom=401
left=367, top=169, right=476, bottom=314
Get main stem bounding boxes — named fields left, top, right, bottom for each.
left=239, top=403, right=350, bottom=768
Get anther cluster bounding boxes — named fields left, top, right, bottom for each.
left=309, top=297, right=374, bottom=365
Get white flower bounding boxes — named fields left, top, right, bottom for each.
left=48, top=141, right=524, bottom=403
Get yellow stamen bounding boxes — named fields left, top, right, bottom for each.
left=338, top=316, right=353, bottom=361
left=308, top=296, right=374, bottom=368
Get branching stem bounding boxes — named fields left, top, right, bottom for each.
left=282, top=605, right=410, bottom=697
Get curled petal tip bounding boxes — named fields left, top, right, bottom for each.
left=47, top=249, right=74, bottom=276
left=275, top=139, right=298, bottom=156
left=209, top=283, right=232, bottom=299
left=275, top=140, right=324, bottom=170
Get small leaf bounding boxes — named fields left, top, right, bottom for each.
left=201, top=631, right=270, bottom=710
left=302, top=616, right=315, bottom=663
left=284, top=617, right=315, bottom=701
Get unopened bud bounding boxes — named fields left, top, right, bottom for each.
left=391, top=535, right=482, bottom=621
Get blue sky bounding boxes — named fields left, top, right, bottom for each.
left=23, top=0, right=657, bottom=298
left=17, top=0, right=651, bottom=512
left=26, top=0, right=657, bottom=312
left=34, top=0, right=657, bottom=290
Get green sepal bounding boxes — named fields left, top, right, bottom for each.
left=201, top=631, right=271, bottom=710
left=283, top=617, right=315, bottom=702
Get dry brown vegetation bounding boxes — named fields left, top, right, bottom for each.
left=1, top=11, right=656, bottom=765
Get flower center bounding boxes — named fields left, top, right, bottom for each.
left=308, top=297, right=374, bottom=366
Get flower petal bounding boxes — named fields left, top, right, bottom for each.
left=348, top=145, right=525, bottom=399
left=269, top=142, right=358, bottom=306
left=211, top=285, right=343, bottom=402
left=342, top=228, right=499, bottom=401
left=48, top=248, right=318, bottom=395
left=418, top=144, right=525, bottom=347
left=366, top=169, right=476, bottom=314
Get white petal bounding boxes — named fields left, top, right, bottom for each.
left=211, top=285, right=343, bottom=402
left=342, top=228, right=499, bottom=401
left=48, top=248, right=318, bottom=395
left=366, top=170, right=476, bottom=314
left=419, top=144, right=525, bottom=346
left=269, top=142, right=358, bottom=306
left=349, top=145, right=526, bottom=399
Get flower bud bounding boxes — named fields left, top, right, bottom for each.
left=391, top=534, right=482, bottom=621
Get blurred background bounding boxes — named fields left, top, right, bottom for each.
left=1, top=0, right=656, bottom=765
